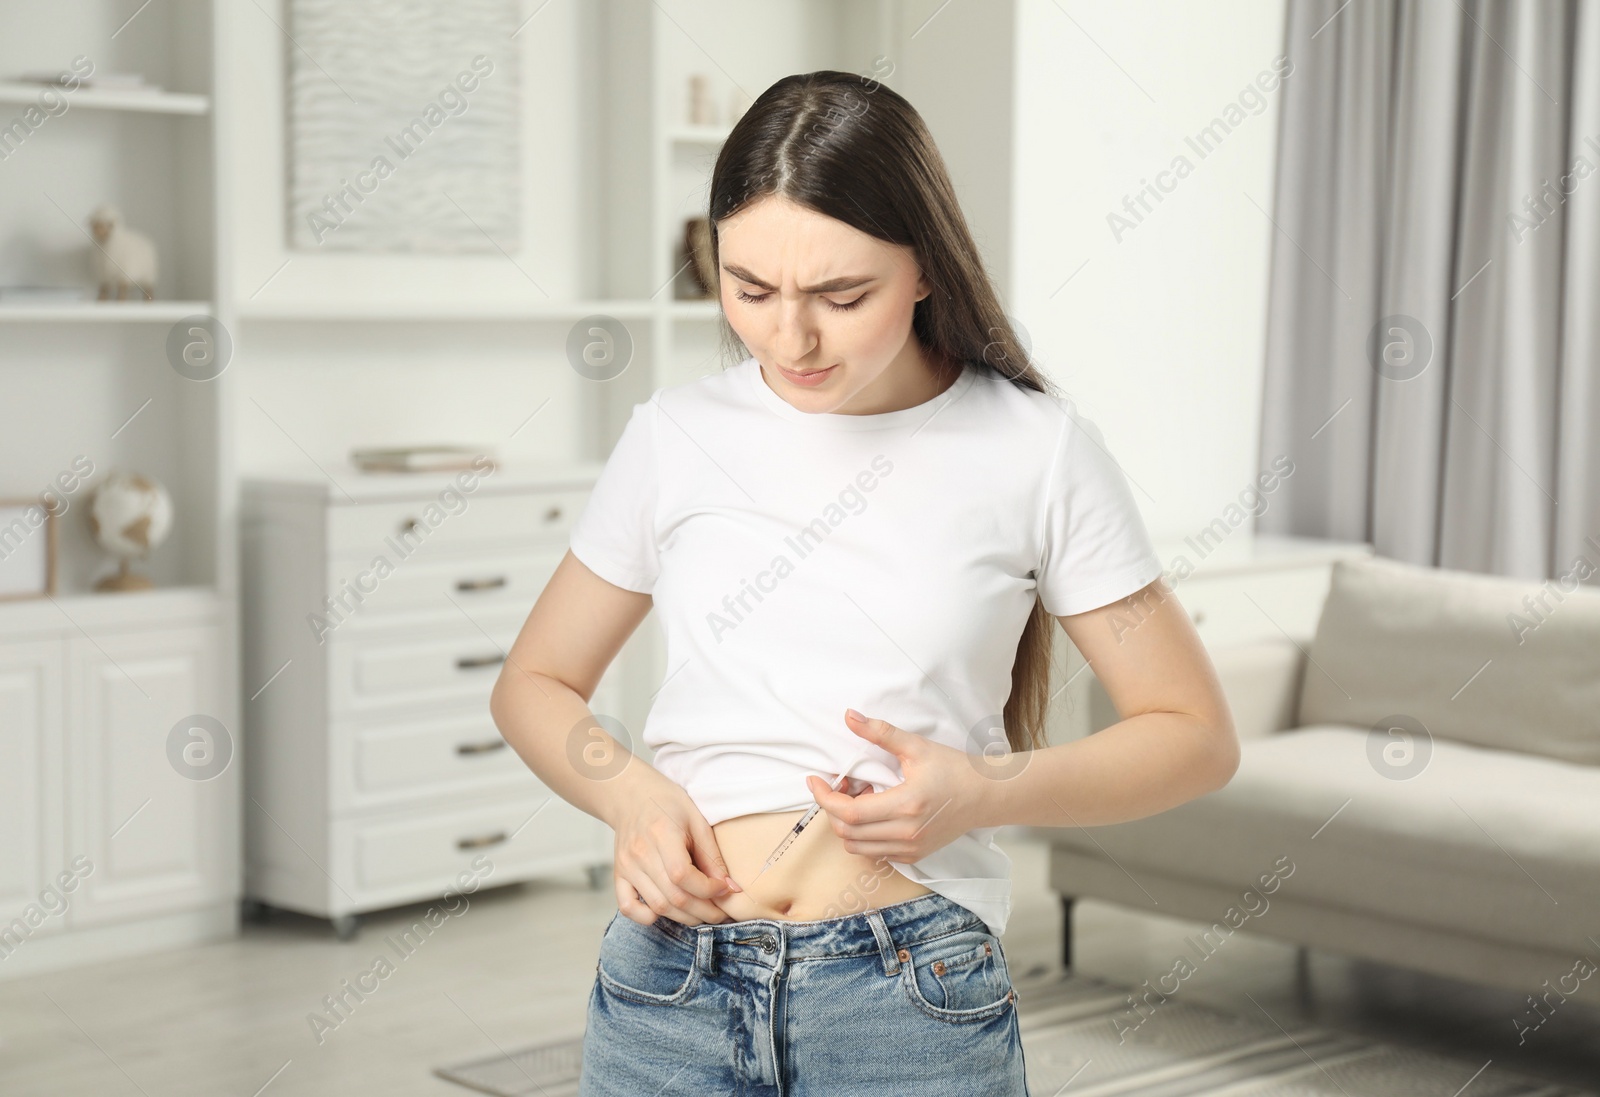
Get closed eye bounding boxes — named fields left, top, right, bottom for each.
left=732, top=288, right=868, bottom=312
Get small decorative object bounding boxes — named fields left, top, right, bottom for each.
left=87, top=470, right=173, bottom=592
left=688, top=73, right=717, bottom=126
left=680, top=217, right=715, bottom=298
left=0, top=496, right=58, bottom=601
left=727, top=88, right=751, bottom=126
left=88, top=204, right=158, bottom=301
left=350, top=444, right=498, bottom=473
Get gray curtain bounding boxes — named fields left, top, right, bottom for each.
left=1258, top=0, right=1600, bottom=586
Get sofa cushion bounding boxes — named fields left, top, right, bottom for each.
left=1297, top=554, right=1600, bottom=766
left=1046, top=726, right=1600, bottom=952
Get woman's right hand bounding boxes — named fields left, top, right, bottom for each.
left=607, top=771, right=743, bottom=926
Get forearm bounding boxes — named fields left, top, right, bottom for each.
left=488, top=670, right=664, bottom=830
left=971, top=711, right=1237, bottom=829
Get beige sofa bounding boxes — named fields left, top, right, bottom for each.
left=1036, top=553, right=1600, bottom=994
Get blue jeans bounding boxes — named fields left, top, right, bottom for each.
left=579, top=891, right=1029, bottom=1096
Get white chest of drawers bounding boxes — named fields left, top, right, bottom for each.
left=241, top=462, right=613, bottom=938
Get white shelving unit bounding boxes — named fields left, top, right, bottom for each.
left=1, top=0, right=903, bottom=968
left=0, top=81, right=209, bottom=115
left=0, top=4, right=238, bottom=979
left=0, top=299, right=213, bottom=322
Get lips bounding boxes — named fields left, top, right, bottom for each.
left=777, top=363, right=837, bottom=387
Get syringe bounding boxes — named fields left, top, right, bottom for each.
left=753, top=767, right=861, bottom=880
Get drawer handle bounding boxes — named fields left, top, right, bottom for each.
left=456, top=739, right=507, bottom=755
left=456, top=653, right=506, bottom=670
left=457, top=831, right=508, bottom=850
left=456, top=576, right=508, bottom=592
left=543, top=505, right=564, bottom=523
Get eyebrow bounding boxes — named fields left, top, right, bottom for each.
left=721, top=264, right=875, bottom=294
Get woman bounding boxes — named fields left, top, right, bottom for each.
left=489, top=70, right=1238, bottom=1096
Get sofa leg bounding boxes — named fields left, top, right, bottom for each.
left=1060, top=895, right=1076, bottom=972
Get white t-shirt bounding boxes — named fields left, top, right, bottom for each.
left=568, top=354, right=1165, bottom=936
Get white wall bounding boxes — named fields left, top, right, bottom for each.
left=217, top=0, right=602, bottom=476
left=1010, top=0, right=1288, bottom=543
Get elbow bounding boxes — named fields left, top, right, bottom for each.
left=1205, top=713, right=1241, bottom=790
left=488, top=672, right=521, bottom=740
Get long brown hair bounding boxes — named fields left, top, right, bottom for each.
left=708, top=69, right=1071, bottom=754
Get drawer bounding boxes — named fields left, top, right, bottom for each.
left=332, top=710, right=536, bottom=812
left=330, top=666, right=626, bottom=811
left=324, top=548, right=561, bottom=624
left=1169, top=565, right=1336, bottom=649
left=329, top=610, right=525, bottom=714
left=325, top=488, right=589, bottom=559
left=331, top=793, right=608, bottom=909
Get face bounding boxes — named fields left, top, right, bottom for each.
left=717, top=194, right=933, bottom=414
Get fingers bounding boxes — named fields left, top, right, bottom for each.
left=686, top=813, right=743, bottom=894
left=808, top=774, right=900, bottom=824
left=614, top=872, right=656, bottom=927
left=650, top=843, right=736, bottom=924
left=617, top=839, right=736, bottom=926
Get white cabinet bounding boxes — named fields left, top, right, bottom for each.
left=0, top=593, right=233, bottom=980
left=0, top=639, right=65, bottom=946
left=242, top=464, right=615, bottom=937
left=65, top=624, right=230, bottom=927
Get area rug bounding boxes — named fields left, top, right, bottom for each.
left=435, top=968, right=1597, bottom=1096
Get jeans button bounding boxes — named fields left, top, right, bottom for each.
left=760, top=934, right=777, bottom=952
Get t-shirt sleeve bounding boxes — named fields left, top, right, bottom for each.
left=1034, top=396, right=1165, bottom=617
left=568, top=397, right=660, bottom=594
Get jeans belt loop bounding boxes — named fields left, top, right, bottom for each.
left=865, top=908, right=901, bottom=977
left=695, top=924, right=717, bottom=976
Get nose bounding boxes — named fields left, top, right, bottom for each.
left=771, top=296, right=817, bottom=363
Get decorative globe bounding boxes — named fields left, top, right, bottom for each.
left=88, top=470, right=173, bottom=592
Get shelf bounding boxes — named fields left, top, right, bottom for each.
left=0, top=82, right=210, bottom=115
left=666, top=124, right=731, bottom=146
left=0, top=583, right=223, bottom=640
left=0, top=300, right=215, bottom=322
left=237, top=299, right=660, bottom=322
left=228, top=298, right=726, bottom=323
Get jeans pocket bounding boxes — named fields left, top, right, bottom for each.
left=595, top=914, right=702, bottom=1006
left=902, top=924, right=1014, bottom=1023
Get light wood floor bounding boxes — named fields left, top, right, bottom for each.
left=4, top=834, right=1597, bottom=1095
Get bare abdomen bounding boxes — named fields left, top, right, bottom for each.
left=707, top=808, right=933, bottom=923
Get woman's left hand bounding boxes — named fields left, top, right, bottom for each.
left=805, top=708, right=992, bottom=862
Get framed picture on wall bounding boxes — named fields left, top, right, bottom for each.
left=284, top=0, right=523, bottom=253
left=0, top=496, right=59, bottom=601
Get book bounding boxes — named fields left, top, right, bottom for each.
left=350, top=445, right=497, bottom=473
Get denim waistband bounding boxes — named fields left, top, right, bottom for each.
left=647, top=892, right=986, bottom=977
